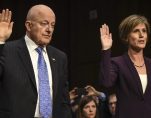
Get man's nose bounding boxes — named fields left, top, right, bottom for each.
left=46, top=26, right=53, bottom=33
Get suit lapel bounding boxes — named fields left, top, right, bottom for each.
left=46, top=46, right=58, bottom=100
left=17, top=38, right=37, bottom=93
left=144, top=57, right=151, bottom=96
left=123, top=53, right=143, bottom=96
left=17, top=40, right=59, bottom=99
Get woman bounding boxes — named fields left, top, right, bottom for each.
left=77, top=95, right=100, bottom=118
left=100, top=15, right=151, bottom=118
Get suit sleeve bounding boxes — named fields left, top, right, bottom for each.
left=0, top=44, right=5, bottom=80
left=99, top=49, right=118, bottom=88
left=62, top=54, right=72, bottom=118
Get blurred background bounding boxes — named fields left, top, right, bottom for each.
left=0, top=0, right=151, bottom=90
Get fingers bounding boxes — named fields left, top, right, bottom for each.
left=0, top=10, right=6, bottom=22
left=7, top=10, right=12, bottom=23
left=85, top=85, right=91, bottom=89
left=85, top=85, right=95, bottom=90
left=102, top=24, right=106, bottom=35
left=106, top=24, right=110, bottom=35
left=110, top=33, right=112, bottom=40
left=0, top=9, right=12, bottom=23
left=100, top=26, right=103, bottom=37
left=69, top=87, right=78, bottom=94
left=9, top=21, right=14, bottom=29
left=85, top=86, right=96, bottom=94
left=85, top=86, right=92, bottom=91
left=70, top=88, right=77, bottom=93
left=69, top=89, right=75, bottom=93
left=100, top=24, right=110, bottom=36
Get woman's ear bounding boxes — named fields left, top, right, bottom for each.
left=124, top=36, right=129, bottom=44
left=125, top=38, right=128, bottom=43
left=25, top=21, right=32, bottom=31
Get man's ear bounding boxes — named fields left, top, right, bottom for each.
left=25, top=21, right=32, bottom=31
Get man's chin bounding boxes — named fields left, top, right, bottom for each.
left=38, top=40, right=51, bottom=46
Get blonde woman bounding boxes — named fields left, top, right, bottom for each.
left=100, top=15, right=151, bottom=118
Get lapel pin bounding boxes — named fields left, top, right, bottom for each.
left=51, top=57, right=56, bottom=62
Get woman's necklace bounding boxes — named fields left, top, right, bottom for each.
left=133, top=63, right=145, bottom=68
left=128, top=52, right=145, bottom=68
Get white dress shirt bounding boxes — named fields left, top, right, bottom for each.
left=139, top=74, right=147, bottom=93
left=25, top=35, right=53, bottom=117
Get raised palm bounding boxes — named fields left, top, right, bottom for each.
left=0, top=9, right=13, bottom=42
left=100, top=24, right=112, bottom=50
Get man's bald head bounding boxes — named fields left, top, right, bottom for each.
left=26, top=4, right=55, bottom=21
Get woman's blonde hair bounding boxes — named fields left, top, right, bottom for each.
left=119, top=14, right=150, bottom=44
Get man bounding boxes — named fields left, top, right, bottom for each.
left=0, top=5, right=72, bottom=118
left=108, top=93, right=117, bottom=117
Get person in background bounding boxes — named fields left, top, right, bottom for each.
left=69, top=87, right=80, bottom=118
left=107, top=93, right=117, bottom=118
left=85, top=85, right=110, bottom=118
left=76, top=95, right=100, bottom=118
left=100, top=14, right=151, bottom=118
left=0, top=5, right=71, bottom=118
left=69, top=85, right=106, bottom=118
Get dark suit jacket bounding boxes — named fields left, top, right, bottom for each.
left=100, top=49, right=151, bottom=118
left=0, top=38, right=72, bottom=118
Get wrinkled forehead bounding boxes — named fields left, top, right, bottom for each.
left=35, top=10, right=55, bottom=22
